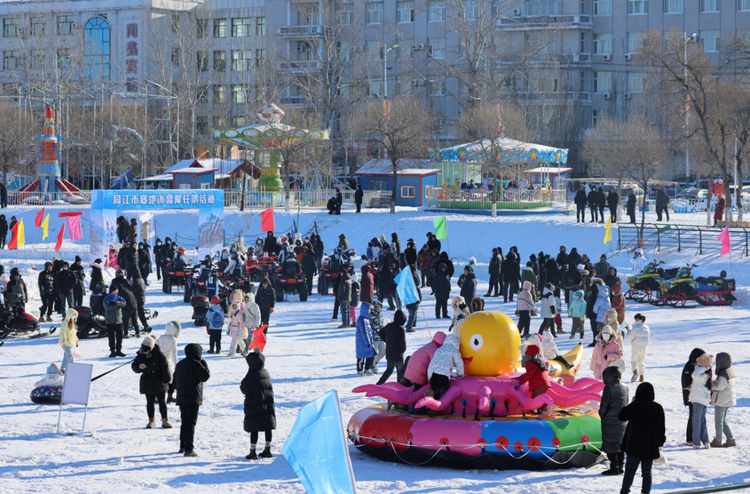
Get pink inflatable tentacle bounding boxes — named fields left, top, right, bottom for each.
left=352, top=384, right=379, bottom=394
left=379, top=382, right=410, bottom=391
left=549, top=380, right=605, bottom=397
left=477, top=386, right=492, bottom=414
left=565, top=378, right=605, bottom=390
left=415, top=386, right=463, bottom=412
left=509, top=386, right=554, bottom=413
left=547, top=390, right=603, bottom=408
left=365, top=388, right=413, bottom=404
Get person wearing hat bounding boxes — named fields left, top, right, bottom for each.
left=376, top=309, right=407, bottom=385
left=590, top=325, right=623, bottom=380
left=157, top=321, right=181, bottom=403
left=90, top=258, right=105, bottom=294
left=174, top=343, right=211, bottom=456
left=241, top=352, right=277, bottom=460
left=38, top=262, right=56, bottom=322
left=111, top=269, right=140, bottom=338
left=70, top=255, right=86, bottom=308
left=103, top=284, right=127, bottom=358
left=56, top=261, right=77, bottom=316
left=132, top=335, right=172, bottom=429
left=255, top=278, right=275, bottom=330
left=516, top=335, right=552, bottom=413
left=58, top=308, right=79, bottom=371
left=206, top=296, right=225, bottom=354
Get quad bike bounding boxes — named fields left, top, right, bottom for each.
left=625, top=261, right=679, bottom=303
left=162, top=260, right=193, bottom=294
left=273, top=266, right=308, bottom=302
left=317, top=252, right=355, bottom=295
left=0, top=297, right=56, bottom=339
left=190, top=294, right=211, bottom=326
left=244, top=256, right=277, bottom=282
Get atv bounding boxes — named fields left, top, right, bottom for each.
left=625, top=261, right=679, bottom=303
left=273, top=266, right=308, bottom=302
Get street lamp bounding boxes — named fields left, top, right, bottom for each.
left=382, top=44, right=398, bottom=160
left=684, top=33, right=697, bottom=187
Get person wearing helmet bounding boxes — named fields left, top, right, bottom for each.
left=38, top=262, right=56, bottom=322
left=206, top=296, right=224, bottom=354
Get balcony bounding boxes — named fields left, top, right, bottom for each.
left=496, top=52, right=592, bottom=66
left=277, top=25, right=331, bottom=38
left=512, top=90, right=592, bottom=106
left=279, top=96, right=311, bottom=108
left=499, top=14, right=592, bottom=30
left=276, top=60, right=323, bottom=73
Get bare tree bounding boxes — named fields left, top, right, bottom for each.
left=358, top=97, right=431, bottom=213
left=0, top=106, right=36, bottom=184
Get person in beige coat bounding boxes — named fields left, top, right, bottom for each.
left=710, top=352, right=736, bottom=448
left=58, top=308, right=79, bottom=371
left=242, top=293, right=261, bottom=356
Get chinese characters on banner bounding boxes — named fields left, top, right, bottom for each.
left=91, top=189, right=223, bottom=210
left=125, top=22, right=139, bottom=93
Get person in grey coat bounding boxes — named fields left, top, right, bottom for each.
left=600, top=366, right=629, bottom=476
left=337, top=271, right=353, bottom=328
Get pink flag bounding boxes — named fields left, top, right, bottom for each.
left=66, top=215, right=83, bottom=241
left=717, top=225, right=731, bottom=256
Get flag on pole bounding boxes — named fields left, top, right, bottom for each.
left=718, top=226, right=731, bottom=256
left=14, top=219, right=25, bottom=248
left=433, top=215, right=448, bottom=240
left=8, top=221, right=19, bottom=249
left=603, top=217, right=612, bottom=244
left=248, top=325, right=268, bottom=352
left=41, top=214, right=50, bottom=240
left=66, top=215, right=83, bottom=241
left=261, top=208, right=275, bottom=232
left=282, top=390, right=357, bottom=494
left=55, top=222, right=66, bottom=252
left=395, top=267, right=420, bottom=306
left=34, top=208, right=45, bottom=227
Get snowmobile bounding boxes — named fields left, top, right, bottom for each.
left=658, top=266, right=736, bottom=307
left=0, top=296, right=56, bottom=339
left=625, top=261, right=679, bottom=303
left=655, top=264, right=700, bottom=307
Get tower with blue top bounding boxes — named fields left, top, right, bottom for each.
left=37, top=106, right=62, bottom=193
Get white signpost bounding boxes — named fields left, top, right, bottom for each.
left=56, top=363, right=93, bottom=435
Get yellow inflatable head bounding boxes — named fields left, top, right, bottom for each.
left=458, top=311, right=521, bottom=376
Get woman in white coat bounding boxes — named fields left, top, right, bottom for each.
left=242, top=292, right=261, bottom=356
left=156, top=321, right=181, bottom=403
left=711, top=352, right=736, bottom=448
left=626, top=313, right=650, bottom=383
left=689, top=353, right=713, bottom=449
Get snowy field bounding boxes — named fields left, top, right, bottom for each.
left=0, top=206, right=749, bottom=494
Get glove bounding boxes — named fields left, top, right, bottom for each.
left=513, top=384, right=520, bottom=390
left=270, top=308, right=275, bottom=313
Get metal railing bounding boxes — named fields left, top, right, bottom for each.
left=617, top=223, right=750, bottom=257
left=222, top=189, right=385, bottom=209
left=8, top=191, right=91, bottom=207
left=426, top=187, right=567, bottom=210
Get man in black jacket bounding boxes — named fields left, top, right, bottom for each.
left=154, top=239, right=165, bottom=280
left=574, top=185, right=587, bottom=222
left=131, top=276, right=152, bottom=333
left=0, top=182, right=7, bottom=208
left=485, top=248, right=502, bottom=297
left=587, top=185, right=599, bottom=223
left=112, top=270, right=140, bottom=337
left=627, top=190, right=637, bottom=224
left=70, top=256, right=86, bottom=307
left=607, top=188, right=620, bottom=223
left=57, top=262, right=77, bottom=316
left=375, top=309, right=407, bottom=385
left=354, top=184, right=363, bottom=213
left=255, top=278, right=276, bottom=329
left=174, top=343, right=210, bottom=457
left=597, top=186, right=607, bottom=224
left=0, top=214, right=7, bottom=249
left=655, top=188, right=670, bottom=222
left=38, top=262, right=56, bottom=322
left=501, top=254, right=520, bottom=303
left=404, top=239, right=417, bottom=266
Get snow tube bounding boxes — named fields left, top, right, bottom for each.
left=348, top=404, right=603, bottom=470
left=30, top=385, right=62, bottom=404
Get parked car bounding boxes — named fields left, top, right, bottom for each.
left=676, top=188, right=708, bottom=201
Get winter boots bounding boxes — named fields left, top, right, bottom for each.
left=259, top=446, right=272, bottom=458
left=724, top=438, right=737, bottom=447
left=246, top=445, right=272, bottom=460
left=246, top=450, right=259, bottom=460
left=710, top=438, right=723, bottom=448
left=162, top=418, right=173, bottom=429
left=146, top=418, right=156, bottom=429
left=632, top=370, right=639, bottom=383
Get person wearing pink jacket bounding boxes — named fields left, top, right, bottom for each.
left=403, top=331, right=447, bottom=390
left=590, top=326, right=623, bottom=380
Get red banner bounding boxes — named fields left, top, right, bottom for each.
left=261, top=209, right=275, bottom=232
left=55, top=222, right=66, bottom=252
left=34, top=208, right=45, bottom=227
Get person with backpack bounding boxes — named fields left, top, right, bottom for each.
left=174, top=343, right=211, bottom=457
left=206, top=296, right=224, bottom=354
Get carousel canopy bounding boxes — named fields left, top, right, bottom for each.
left=431, top=137, right=568, bottom=165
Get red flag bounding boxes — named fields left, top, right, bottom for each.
left=248, top=325, right=268, bottom=352
left=35, top=208, right=45, bottom=227
left=55, top=222, right=66, bottom=252
left=261, top=208, right=275, bottom=232
left=7, top=221, right=19, bottom=250
left=57, top=211, right=84, bottom=218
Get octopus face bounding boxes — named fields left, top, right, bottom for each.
left=459, top=311, right=521, bottom=376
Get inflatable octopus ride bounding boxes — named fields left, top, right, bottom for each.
left=348, top=311, right=605, bottom=470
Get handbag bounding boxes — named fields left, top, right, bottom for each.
left=72, top=347, right=82, bottom=360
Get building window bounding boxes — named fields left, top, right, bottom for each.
left=400, top=186, right=416, bottom=199
left=429, top=0, right=445, bottom=20
left=428, top=37, right=445, bottom=59
left=741, top=0, right=750, bottom=10
left=593, top=71, right=611, bottom=92
left=340, top=4, right=353, bottom=24
left=399, top=42, right=413, bottom=59
left=628, top=0, right=648, bottom=13
left=594, top=0, right=612, bottom=15
left=233, top=115, right=250, bottom=127
left=463, top=0, right=478, bottom=19
left=3, top=18, right=18, bottom=38
left=700, top=30, right=719, bottom=52
left=397, top=1, right=415, bottom=22
left=56, top=49, right=71, bottom=69
left=257, top=17, right=266, bottom=35
left=366, top=40, right=383, bottom=60
left=197, top=19, right=209, bottom=38
left=213, top=50, right=226, bottom=71
left=627, top=72, right=645, bottom=92
left=231, top=84, right=247, bottom=103
left=171, top=48, right=181, bottom=66
left=256, top=49, right=265, bottom=66
left=84, top=17, right=110, bottom=82
left=627, top=32, right=645, bottom=53
left=367, top=2, right=384, bottom=23
left=3, top=50, right=19, bottom=70
left=429, top=76, right=445, bottom=96
left=197, top=85, right=208, bottom=103
left=368, top=80, right=382, bottom=96
left=197, top=51, right=208, bottom=72
left=213, top=85, right=226, bottom=104
left=214, top=19, right=227, bottom=38
left=57, top=15, right=74, bottom=35
left=593, top=33, right=612, bottom=54
left=196, top=117, right=209, bottom=134
left=580, top=32, right=586, bottom=52
left=700, top=0, right=718, bottom=11
left=30, top=50, right=44, bottom=70
left=665, top=0, right=683, bottom=13
left=592, top=109, right=610, bottom=126
left=232, top=18, right=252, bottom=37
left=232, top=50, right=251, bottom=71
left=30, top=17, right=45, bottom=36
left=523, top=0, right=559, bottom=15
left=397, top=78, right=412, bottom=96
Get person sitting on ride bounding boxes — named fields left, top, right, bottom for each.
left=515, top=334, right=552, bottom=416
left=217, top=249, right=230, bottom=272
left=225, top=253, right=244, bottom=278
left=283, top=253, right=300, bottom=277
left=631, top=249, right=647, bottom=274
left=173, top=248, right=186, bottom=271
left=254, top=238, right=265, bottom=257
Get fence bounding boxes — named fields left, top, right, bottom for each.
left=425, top=187, right=567, bottom=210
left=222, top=189, right=386, bottom=209
left=8, top=191, right=92, bottom=207
left=617, top=223, right=750, bottom=257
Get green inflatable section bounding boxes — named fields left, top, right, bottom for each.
left=548, top=415, right=602, bottom=453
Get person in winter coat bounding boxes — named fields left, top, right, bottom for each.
left=604, top=309, right=625, bottom=353
left=57, top=262, right=77, bottom=315
left=90, top=259, right=104, bottom=294
left=471, top=296, right=485, bottom=313
left=438, top=252, right=455, bottom=278
left=631, top=249, right=647, bottom=274
left=379, top=262, right=398, bottom=310
left=0, top=214, right=7, bottom=249
left=38, top=262, right=56, bottom=322
left=501, top=255, right=520, bottom=303
left=587, top=185, right=599, bottom=223
left=449, top=295, right=467, bottom=332
left=711, top=352, right=736, bottom=448
left=655, top=188, right=670, bottom=222
left=404, top=266, right=422, bottom=332
left=137, top=243, right=152, bottom=284
left=516, top=281, right=535, bottom=338
left=626, top=313, right=650, bottom=383
left=516, top=336, right=552, bottom=415
left=355, top=303, right=376, bottom=375
left=157, top=321, right=181, bottom=403
left=255, top=278, right=275, bottom=329
left=599, top=366, right=629, bottom=475
left=132, top=335, right=172, bottom=429
left=206, top=296, right=224, bottom=354
left=104, top=285, right=127, bottom=358
left=338, top=233, right=349, bottom=250
left=593, top=285, right=611, bottom=334
left=594, top=255, right=610, bottom=281
left=610, top=280, right=626, bottom=323
left=714, top=194, right=725, bottom=226
left=127, top=218, right=138, bottom=244
left=264, top=232, right=277, bottom=257
left=597, top=187, right=607, bottom=224
left=369, top=301, right=387, bottom=372
left=590, top=326, right=623, bottom=380
left=485, top=248, right=502, bottom=297
left=376, top=309, right=407, bottom=385
left=574, top=185, right=588, bottom=222
left=607, top=188, right=619, bottom=223
left=241, top=353, right=276, bottom=460
left=360, top=265, right=375, bottom=304
left=618, top=382, right=665, bottom=494
left=112, top=270, right=139, bottom=337
left=538, top=283, right=557, bottom=336
left=541, top=330, right=572, bottom=369
left=416, top=244, right=430, bottom=288
left=131, top=276, right=151, bottom=333
left=427, top=332, right=464, bottom=400
left=354, top=184, right=364, bottom=213
left=568, top=289, right=586, bottom=339
left=404, top=240, right=417, bottom=266
left=603, top=267, right=619, bottom=289
left=337, top=270, right=353, bottom=328
left=520, top=262, right=538, bottom=302
left=6, top=267, right=27, bottom=304
left=174, top=343, right=210, bottom=457
left=58, top=308, right=79, bottom=371
left=154, top=239, right=165, bottom=281
left=391, top=232, right=401, bottom=255
left=626, top=190, right=637, bottom=224
left=689, top=353, right=713, bottom=449
left=227, top=301, right=248, bottom=357
left=70, top=256, right=86, bottom=307
left=458, top=265, right=477, bottom=308
left=403, top=331, right=446, bottom=390
left=433, top=262, right=451, bottom=318
left=682, top=347, right=707, bottom=445
left=116, top=216, right=128, bottom=244
left=242, top=293, right=261, bottom=356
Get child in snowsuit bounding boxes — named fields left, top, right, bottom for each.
left=58, top=308, right=78, bottom=371
left=132, top=335, right=172, bottom=429
left=590, top=326, right=623, bottom=380
left=206, top=296, right=224, bottom=354
left=174, top=343, right=210, bottom=457
left=369, top=300, right=386, bottom=373
left=355, top=303, right=375, bottom=375
left=593, top=285, right=612, bottom=334
left=711, top=352, right=736, bottom=448
left=516, top=335, right=552, bottom=416
left=426, top=332, right=464, bottom=400
left=227, top=301, right=247, bottom=357
left=568, top=289, right=586, bottom=339
left=516, top=281, right=536, bottom=338
left=157, top=321, right=181, bottom=403
left=599, top=366, right=629, bottom=475
left=376, top=309, right=407, bottom=385
left=626, top=313, right=650, bottom=383
left=541, top=330, right=573, bottom=369
left=241, top=352, right=276, bottom=460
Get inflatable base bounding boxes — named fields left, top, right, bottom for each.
left=30, top=385, right=62, bottom=405
left=353, top=442, right=604, bottom=471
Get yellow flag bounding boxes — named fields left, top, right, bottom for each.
left=41, top=214, right=49, bottom=240
left=17, top=219, right=25, bottom=248
left=603, top=217, right=612, bottom=244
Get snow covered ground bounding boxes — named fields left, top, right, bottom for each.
left=1, top=206, right=749, bottom=493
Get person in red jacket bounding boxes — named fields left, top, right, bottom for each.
left=360, top=264, right=375, bottom=304
left=516, top=335, right=552, bottom=415
left=714, top=194, right=725, bottom=226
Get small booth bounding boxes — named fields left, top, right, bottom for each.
left=356, top=159, right=438, bottom=207
left=168, top=161, right=216, bottom=189
left=524, top=167, right=573, bottom=189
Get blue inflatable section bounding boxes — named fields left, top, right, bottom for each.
left=480, top=419, right=556, bottom=461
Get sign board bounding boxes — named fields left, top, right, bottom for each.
left=61, top=363, right=93, bottom=406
